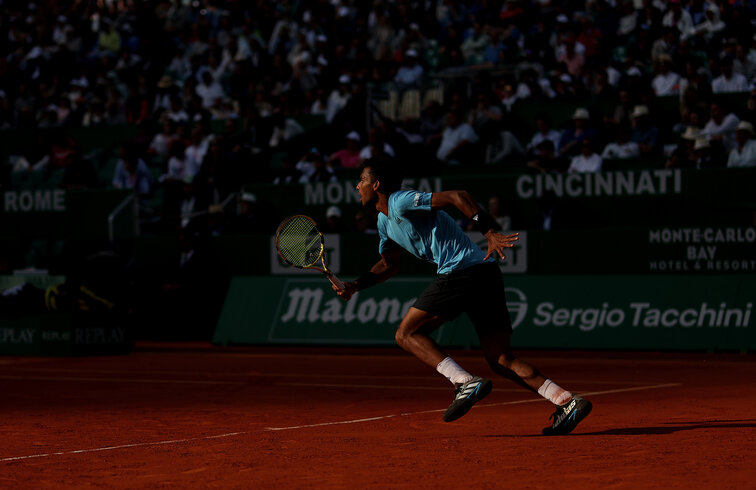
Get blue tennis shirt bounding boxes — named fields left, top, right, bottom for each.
left=377, top=190, right=492, bottom=274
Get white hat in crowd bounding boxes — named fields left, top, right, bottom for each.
left=735, top=121, right=754, bottom=136
left=572, top=108, right=589, bottom=120
left=326, top=206, right=342, bottom=218
left=346, top=131, right=360, bottom=141
left=681, top=126, right=700, bottom=141
left=693, top=137, right=710, bottom=151
left=631, top=105, right=649, bottom=118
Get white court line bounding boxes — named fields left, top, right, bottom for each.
left=0, top=432, right=247, bottom=463
left=265, top=383, right=681, bottom=430
left=0, top=375, right=244, bottom=385
left=0, top=382, right=680, bottom=462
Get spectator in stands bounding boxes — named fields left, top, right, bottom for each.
left=602, top=124, right=640, bottom=160
left=148, top=120, right=177, bottom=161
left=360, top=127, right=395, bottom=162
left=321, top=206, right=345, bottom=233
left=273, top=155, right=302, bottom=185
left=701, top=101, right=740, bottom=153
left=691, top=137, right=723, bottom=168
left=469, top=92, right=503, bottom=146
left=559, top=108, right=595, bottom=157
left=268, top=112, right=304, bottom=149
left=733, top=42, right=756, bottom=82
left=300, top=151, right=337, bottom=184
left=526, top=112, right=562, bottom=156
left=329, top=131, right=362, bottom=169
left=727, top=121, right=756, bottom=168
left=568, top=139, right=602, bottom=174
left=112, top=146, right=153, bottom=196
left=487, top=196, right=512, bottom=232
left=162, top=95, right=190, bottom=124
left=526, top=140, right=568, bottom=174
left=325, top=75, right=351, bottom=124
left=196, top=71, right=226, bottom=109
left=435, top=109, right=479, bottom=165
left=161, top=140, right=192, bottom=183
left=663, top=0, right=694, bottom=38
left=179, top=126, right=205, bottom=177
left=419, top=100, right=445, bottom=140
left=711, top=56, right=749, bottom=94
left=605, top=88, right=636, bottom=127
left=666, top=126, right=700, bottom=168
left=630, top=105, right=661, bottom=157
left=394, top=49, right=424, bottom=93
left=651, top=54, right=681, bottom=96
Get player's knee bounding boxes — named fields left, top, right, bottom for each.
left=394, top=329, right=409, bottom=348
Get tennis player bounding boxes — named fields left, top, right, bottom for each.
left=334, top=158, right=592, bottom=435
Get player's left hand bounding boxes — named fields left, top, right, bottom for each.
left=484, top=231, right=519, bottom=260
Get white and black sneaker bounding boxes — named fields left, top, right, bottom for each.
left=442, top=377, right=492, bottom=422
left=542, top=395, right=592, bottom=435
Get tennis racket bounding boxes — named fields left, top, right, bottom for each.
left=275, top=215, right=345, bottom=290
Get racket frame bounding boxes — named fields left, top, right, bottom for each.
left=275, top=215, right=345, bottom=290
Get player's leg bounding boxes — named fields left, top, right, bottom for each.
left=394, top=307, right=447, bottom=369
left=468, top=263, right=592, bottom=434
left=397, top=289, right=492, bottom=422
left=478, top=328, right=548, bottom=394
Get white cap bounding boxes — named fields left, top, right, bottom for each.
left=241, top=192, right=257, bottom=203
left=631, top=105, right=649, bottom=118
left=406, top=49, right=418, bottom=58
left=338, top=74, right=351, bottom=84
left=681, top=126, right=700, bottom=140
left=346, top=131, right=360, bottom=141
left=572, top=108, right=589, bottom=120
left=316, top=34, right=328, bottom=43
left=693, top=137, right=710, bottom=150
left=627, top=66, right=642, bottom=77
left=326, top=205, right=341, bottom=218
left=736, top=120, right=754, bottom=135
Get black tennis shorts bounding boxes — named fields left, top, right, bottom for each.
left=413, top=261, right=513, bottom=335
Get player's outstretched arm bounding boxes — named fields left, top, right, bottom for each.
left=431, top=190, right=519, bottom=260
left=334, top=249, right=401, bottom=301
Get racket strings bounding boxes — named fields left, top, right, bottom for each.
left=277, top=217, right=323, bottom=267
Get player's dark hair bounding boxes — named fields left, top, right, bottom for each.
left=362, top=155, right=403, bottom=195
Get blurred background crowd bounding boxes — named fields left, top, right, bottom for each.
left=2, top=0, right=756, bottom=236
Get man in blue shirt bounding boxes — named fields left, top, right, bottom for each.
left=334, top=158, right=592, bottom=435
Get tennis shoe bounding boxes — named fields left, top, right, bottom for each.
left=542, top=395, right=592, bottom=435
left=442, top=376, right=492, bottom=422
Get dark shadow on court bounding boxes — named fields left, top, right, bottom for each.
left=575, top=420, right=756, bottom=436
left=483, top=420, right=756, bottom=438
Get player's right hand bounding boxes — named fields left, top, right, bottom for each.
left=334, top=281, right=357, bottom=301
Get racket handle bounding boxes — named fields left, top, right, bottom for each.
left=327, top=273, right=345, bottom=291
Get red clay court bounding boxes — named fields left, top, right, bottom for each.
left=2, top=344, right=755, bottom=488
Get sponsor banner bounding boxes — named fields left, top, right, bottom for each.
left=647, top=227, right=756, bottom=273
left=213, top=275, right=755, bottom=351
left=0, top=315, right=131, bottom=356
left=0, top=189, right=132, bottom=239
left=270, top=234, right=342, bottom=275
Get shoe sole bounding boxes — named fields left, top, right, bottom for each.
left=442, top=379, right=493, bottom=422
left=542, top=399, right=593, bottom=436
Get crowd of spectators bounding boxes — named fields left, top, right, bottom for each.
left=2, top=0, right=756, bottom=235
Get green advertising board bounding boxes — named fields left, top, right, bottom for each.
left=213, top=275, right=755, bottom=351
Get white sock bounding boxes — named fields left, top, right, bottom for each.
left=537, top=379, right=572, bottom=406
left=436, top=357, right=474, bottom=385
